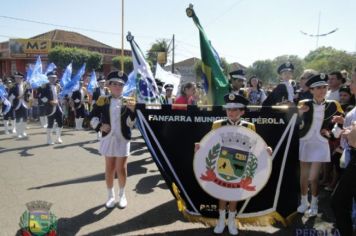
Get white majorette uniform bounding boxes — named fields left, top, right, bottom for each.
left=100, top=97, right=129, bottom=157
left=298, top=99, right=344, bottom=162
left=89, top=95, right=136, bottom=157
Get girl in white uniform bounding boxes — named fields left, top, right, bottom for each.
left=297, top=73, right=343, bottom=217
left=89, top=71, right=136, bottom=209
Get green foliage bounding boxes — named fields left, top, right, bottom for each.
left=48, top=46, right=103, bottom=72
left=112, top=56, right=133, bottom=73
left=304, top=46, right=356, bottom=73
left=194, top=57, right=230, bottom=79
left=205, top=143, right=221, bottom=170
left=246, top=59, right=276, bottom=85
left=146, top=39, right=170, bottom=67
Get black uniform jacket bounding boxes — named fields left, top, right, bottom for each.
left=298, top=99, right=344, bottom=139
left=89, top=95, right=136, bottom=140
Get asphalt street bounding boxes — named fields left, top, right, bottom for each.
left=0, top=122, right=340, bottom=235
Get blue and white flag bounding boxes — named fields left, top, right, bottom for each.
left=87, top=70, right=97, bottom=95
left=0, top=84, right=11, bottom=115
left=123, top=71, right=136, bottom=97
left=126, top=32, right=160, bottom=104
left=60, top=62, right=72, bottom=88
left=44, top=62, right=57, bottom=75
left=28, top=55, right=49, bottom=89
left=60, top=63, right=86, bottom=98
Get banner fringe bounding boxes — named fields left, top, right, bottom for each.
left=172, top=183, right=295, bottom=228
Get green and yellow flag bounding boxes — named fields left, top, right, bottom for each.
left=186, top=5, right=229, bottom=105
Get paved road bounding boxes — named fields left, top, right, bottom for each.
left=0, top=122, right=339, bottom=235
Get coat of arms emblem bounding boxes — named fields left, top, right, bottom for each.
left=193, top=126, right=272, bottom=201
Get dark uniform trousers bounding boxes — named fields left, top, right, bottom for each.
left=47, top=106, right=63, bottom=129
left=15, top=105, right=28, bottom=122
left=331, top=149, right=356, bottom=236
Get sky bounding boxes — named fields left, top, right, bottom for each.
left=0, top=0, right=355, bottom=67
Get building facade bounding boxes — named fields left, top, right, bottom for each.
left=0, top=29, right=131, bottom=78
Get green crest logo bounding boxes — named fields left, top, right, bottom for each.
left=19, top=200, right=57, bottom=236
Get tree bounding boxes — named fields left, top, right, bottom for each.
left=304, top=46, right=356, bottom=73
left=48, top=46, right=103, bottom=72
left=246, top=60, right=276, bottom=85
left=112, top=56, right=133, bottom=73
left=146, top=39, right=170, bottom=72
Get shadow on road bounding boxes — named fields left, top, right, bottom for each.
left=57, top=205, right=114, bottom=236
left=28, top=157, right=155, bottom=190
left=85, top=200, right=189, bottom=236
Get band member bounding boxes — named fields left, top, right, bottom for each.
left=8, top=72, right=30, bottom=138
left=331, top=70, right=356, bottom=236
left=263, top=62, right=295, bottom=106
left=92, top=75, right=110, bottom=105
left=71, top=80, right=87, bottom=130
left=41, top=71, right=64, bottom=145
left=195, top=93, right=271, bottom=235
left=161, top=84, right=175, bottom=104
left=2, top=79, right=16, bottom=134
left=36, top=84, right=48, bottom=128
left=297, top=73, right=343, bottom=217
left=89, top=71, right=136, bottom=209
left=229, top=69, right=248, bottom=98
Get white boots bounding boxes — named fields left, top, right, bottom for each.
left=297, top=195, right=309, bottom=213
left=75, top=118, right=84, bottom=130
left=214, top=210, right=238, bottom=235
left=39, top=116, right=48, bottom=128
left=118, top=188, right=127, bottom=209
left=47, top=128, right=63, bottom=145
left=4, top=120, right=10, bottom=134
left=11, top=119, right=16, bottom=134
left=307, top=196, right=318, bottom=217
left=47, top=129, right=54, bottom=145
left=105, top=188, right=116, bottom=209
left=16, top=121, right=27, bottom=138
left=105, top=187, right=127, bottom=209
left=297, top=195, right=318, bottom=217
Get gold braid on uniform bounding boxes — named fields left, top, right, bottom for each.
left=171, top=182, right=293, bottom=227
left=96, top=96, right=109, bottom=107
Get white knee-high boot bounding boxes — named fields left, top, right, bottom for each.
left=214, top=210, right=226, bottom=234
left=16, top=121, right=23, bottom=138
left=78, top=118, right=84, bottom=130
left=227, top=211, right=238, bottom=235
left=47, top=129, right=54, bottom=145
left=21, top=121, right=27, bottom=137
left=11, top=119, right=16, bottom=134
left=55, top=127, right=62, bottom=144
left=4, top=120, right=9, bottom=134
left=75, top=118, right=80, bottom=130
left=40, top=116, right=47, bottom=128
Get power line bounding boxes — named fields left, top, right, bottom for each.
left=0, top=15, right=121, bottom=36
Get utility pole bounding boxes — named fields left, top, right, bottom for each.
left=316, top=11, right=321, bottom=48
left=121, top=0, right=125, bottom=71
left=171, top=34, right=175, bottom=73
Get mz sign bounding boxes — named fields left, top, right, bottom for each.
left=9, top=39, right=51, bottom=57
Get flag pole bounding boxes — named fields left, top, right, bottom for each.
left=121, top=0, right=125, bottom=71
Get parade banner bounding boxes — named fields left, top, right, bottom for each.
left=135, top=105, right=299, bottom=226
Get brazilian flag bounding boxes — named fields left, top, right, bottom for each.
left=186, top=5, right=229, bottom=105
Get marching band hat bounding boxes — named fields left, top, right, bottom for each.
left=97, top=75, right=106, bottom=83
left=229, top=69, right=246, bottom=80
left=277, top=62, right=294, bottom=74
left=13, top=71, right=24, bottom=78
left=223, top=93, right=249, bottom=109
left=46, top=71, right=57, bottom=78
left=164, top=83, right=174, bottom=90
left=339, top=85, right=351, bottom=95
left=106, top=70, right=128, bottom=84
left=306, top=73, right=328, bottom=88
